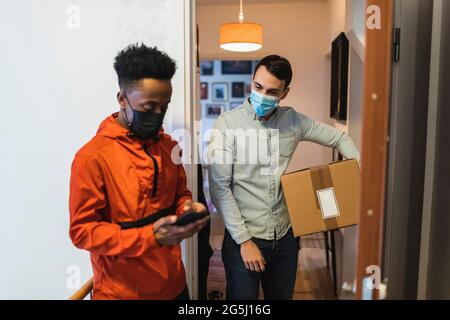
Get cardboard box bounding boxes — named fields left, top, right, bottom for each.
left=281, top=159, right=360, bottom=237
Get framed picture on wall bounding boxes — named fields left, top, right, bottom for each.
left=212, top=82, right=228, bottom=102
left=221, top=60, right=252, bottom=75
left=231, top=82, right=245, bottom=98
left=200, top=60, right=214, bottom=76
left=204, top=103, right=225, bottom=118
left=330, top=32, right=349, bottom=121
left=200, top=82, right=208, bottom=100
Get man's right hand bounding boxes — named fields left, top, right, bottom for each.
left=240, top=240, right=266, bottom=272
left=153, top=215, right=208, bottom=246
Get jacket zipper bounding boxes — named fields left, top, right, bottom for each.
left=142, top=144, right=158, bottom=198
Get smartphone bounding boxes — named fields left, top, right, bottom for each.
left=172, top=211, right=209, bottom=226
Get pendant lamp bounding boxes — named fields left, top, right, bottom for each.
left=219, top=0, right=263, bottom=52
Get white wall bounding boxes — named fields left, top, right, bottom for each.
left=0, top=0, right=190, bottom=299
left=329, top=0, right=347, bottom=42
left=347, top=0, right=366, bottom=45
left=198, top=1, right=335, bottom=171
left=327, top=0, right=365, bottom=299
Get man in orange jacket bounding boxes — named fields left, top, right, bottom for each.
left=69, top=44, right=209, bottom=300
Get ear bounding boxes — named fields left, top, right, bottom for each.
left=280, top=87, right=290, bottom=100
left=117, top=91, right=126, bottom=109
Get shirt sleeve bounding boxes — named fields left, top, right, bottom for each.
left=296, top=112, right=361, bottom=162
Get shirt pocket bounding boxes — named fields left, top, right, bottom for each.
left=278, top=132, right=296, bottom=157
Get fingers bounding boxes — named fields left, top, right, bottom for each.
left=165, top=220, right=205, bottom=239
left=182, top=200, right=194, bottom=213
left=196, top=216, right=210, bottom=228
left=192, top=202, right=207, bottom=214
left=257, top=259, right=266, bottom=272
left=153, top=215, right=177, bottom=232
left=185, top=219, right=207, bottom=235
left=154, top=213, right=209, bottom=246
left=245, top=259, right=265, bottom=272
left=183, top=201, right=207, bottom=215
left=181, top=216, right=209, bottom=232
left=243, top=256, right=266, bottom=273
left=244, top=260, right=255, bottom=272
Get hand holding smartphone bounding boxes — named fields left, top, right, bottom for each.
left=171, top=211, right=209, bottom=226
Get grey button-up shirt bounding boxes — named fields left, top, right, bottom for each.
left=207, top=98, right=360, bottom=245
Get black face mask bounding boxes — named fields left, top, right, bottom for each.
left=124, top=95, right=166, bottom=140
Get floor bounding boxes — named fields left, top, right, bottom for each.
left=207, top=212, right=337, bottom=300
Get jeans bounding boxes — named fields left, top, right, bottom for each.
left=221, top=228, right=300, bottom=300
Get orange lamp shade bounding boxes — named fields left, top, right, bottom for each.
left=219, top=22, right=263, bottom=52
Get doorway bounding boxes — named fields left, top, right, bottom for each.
left=194, top=0, right=362, bottom=300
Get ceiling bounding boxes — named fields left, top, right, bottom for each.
left=197, top=0, right=325, bottom=6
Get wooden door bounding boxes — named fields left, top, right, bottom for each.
left=356, top=0, right=394, bottom=300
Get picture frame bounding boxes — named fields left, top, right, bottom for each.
left=200, top=82, right=208, bottom=100
left=200, top=60, right=214, bottom=76
left=204, top=103, right=225, bottom=118
left=212, top=82, right=228, bottom=102
left=330, top=32, right=349, bottom=122
left=231, top=82, right=245, bottom=98
left=221, top=60, right=252, bottom=75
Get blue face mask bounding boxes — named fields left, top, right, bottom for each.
left=249, top=90, right=280, bottom=117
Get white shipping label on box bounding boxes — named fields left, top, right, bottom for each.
left=316, top=187, right=340, bottom=219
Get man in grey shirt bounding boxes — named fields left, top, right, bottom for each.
left=208, top=55, right=360, bottom=300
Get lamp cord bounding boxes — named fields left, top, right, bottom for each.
left=239, top=0, right=244, bottom=22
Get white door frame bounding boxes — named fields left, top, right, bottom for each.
left=182, top=0, right=199, bottom=299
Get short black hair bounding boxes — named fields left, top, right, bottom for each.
left=254, top=55, right=292, bottom=89
left=113, top=43, right=177, bottom=90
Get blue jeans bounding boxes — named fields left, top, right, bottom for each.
left=222, top=228, right=300, bottom=300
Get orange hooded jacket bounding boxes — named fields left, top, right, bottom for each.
left=69, top=112, right=192, bottom=299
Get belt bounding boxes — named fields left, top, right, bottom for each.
left=118, top=205, right=175, bottom=230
